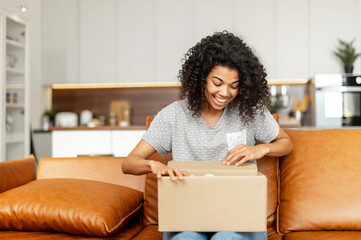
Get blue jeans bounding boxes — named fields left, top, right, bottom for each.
left=163, top=231, right=268, bottom=240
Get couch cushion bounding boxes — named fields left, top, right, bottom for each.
left=0, top=178, right=143, bottom=237
left=279, top=129, right=361, bottom=234
left=284, top=231, right=361, bottom=240
left=0, top=155, right=36, bottom=194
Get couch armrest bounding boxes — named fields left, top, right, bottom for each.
left=0, top=155, right=36, bottom=193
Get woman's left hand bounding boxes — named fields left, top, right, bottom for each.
left=223, top=144, right=270, bottom=166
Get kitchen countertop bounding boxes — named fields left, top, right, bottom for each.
left=33, top=125, right=146, bottom=132
left=33, top=125, right=361, bottom=133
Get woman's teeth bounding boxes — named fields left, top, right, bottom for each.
left=215, top=97, right=227, bottom=103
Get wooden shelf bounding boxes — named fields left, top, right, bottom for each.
left=268, top=79, right=309, bottom=85
left=6, top=39, right=24, bottom=48
left=6, top=84, right=25, bottom=89
left=6, top=133, right=24, bottom=144
left=7, top=67, right=24, bottom=74
left=6, top=103, right=24, bottom=109
left=50, top=125, right=146, bottom=131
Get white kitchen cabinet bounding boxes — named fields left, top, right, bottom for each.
left=79, top=0, right=116, bottom=83
left=275, top=0, right=309, bottom=79
left=41, top=0, right=361, bottom=84
left=52, top=130, right=145, bottom=158
left=42, top=0, right=78, bottom=84
left=234, top=0, right=276, bottom=78
left=194, top=0, right=234, bottom=40
left=52, top=130, right=113, bottom=157
left=111, top=130, right=145, bottom=157
left=0, top=9, right=30, bottom=161
left=155, top=0, right=194, bottom=82
left=309, top=0, right=360, bottom=76
left=116, top=0, right=155, bottom=82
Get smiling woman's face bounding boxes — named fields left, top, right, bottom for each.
left=203, top=65, right=240, bottom=113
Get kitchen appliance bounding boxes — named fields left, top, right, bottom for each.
left=55, top=112, right=78, bottom=127
left=80, top=110, right=93, bottom=126
left=313, top=74, right=361, bottom=128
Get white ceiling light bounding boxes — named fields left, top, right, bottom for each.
left=18, top=5, right=27, bottom=12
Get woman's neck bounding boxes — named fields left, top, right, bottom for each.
left=200, top=105, right=224, bottom=128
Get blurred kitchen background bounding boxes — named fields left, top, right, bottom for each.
left=1, top=0, right=361, bottom=161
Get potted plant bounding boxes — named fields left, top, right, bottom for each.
left=334, top=38, right=361, bottom=74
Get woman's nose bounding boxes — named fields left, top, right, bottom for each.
left=219, top=85, right=229, bottom=97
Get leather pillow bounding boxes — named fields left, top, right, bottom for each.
left=0, top=178, right=143, bottom=237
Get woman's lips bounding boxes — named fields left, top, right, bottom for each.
left=213, top=96, right=227, bottom=106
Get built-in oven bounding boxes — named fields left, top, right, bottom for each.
left=314, top=74, right=361, bottom=128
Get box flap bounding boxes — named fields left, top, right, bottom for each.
left=168, top=161, right=258, bottom=176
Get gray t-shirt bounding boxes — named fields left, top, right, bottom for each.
left=142, top=100, right=279, bottom=162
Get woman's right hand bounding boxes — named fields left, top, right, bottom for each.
left=148, top=160, right=190, bottom=181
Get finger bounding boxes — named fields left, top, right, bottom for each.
left=235, top=157, right=250, bottom=166
left=174, top=168, right=184, bottom=180
left=157, top=170, right=162, bottom=179
left=227, top=154, right=242, bottom=165
left=223, top=153, right=235, bottom=164
left=224, top=147, right=246, bottom=164
left=168, top=169, right=176, bottom=181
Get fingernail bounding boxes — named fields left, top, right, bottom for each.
left=227, top=162, right=230, bottom=165
left=222, top=161, right=225, bottom=164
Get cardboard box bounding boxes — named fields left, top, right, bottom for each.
left=158, top=161, right=267, bottom=232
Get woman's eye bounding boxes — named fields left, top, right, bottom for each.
left=213, top=82, right=221, bottom=87
left=231, top=85, right=239, bottom=89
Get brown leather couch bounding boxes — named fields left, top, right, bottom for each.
left=1, top=122, right=361, bottom=239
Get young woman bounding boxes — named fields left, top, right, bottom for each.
left=122, top=31, right=293, bottom=240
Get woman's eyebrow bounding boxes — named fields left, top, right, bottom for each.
left=212, top=76, right=224, bottom=82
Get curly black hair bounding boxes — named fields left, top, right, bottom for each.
left=178, top=31, right=270, bottom=125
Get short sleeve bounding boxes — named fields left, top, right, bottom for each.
left=142, top=105, right=174, bottom=157
left=254, top=108, right=279, bottom=143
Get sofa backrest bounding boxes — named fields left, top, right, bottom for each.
left=37, top=157, right=146, bottom=193
left=142, top=114, right=280, bottom=229
left=279, top=129, right=361, bottom=234
left=0, top=155, right=36, bottom=193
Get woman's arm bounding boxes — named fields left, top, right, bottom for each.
left=122, top=140, right=189, bottom=180
left=223, top=127, right=293, bottom=166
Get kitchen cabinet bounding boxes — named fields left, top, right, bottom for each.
left=155, top=0, right=193, bottom=82
left=52, top=129, right=146, bottom=158
left=111, top=130, right=146, bottom=157
left=0, top=9, right=30, bottom=161
left=42, top=0, right=361, bottom=84
left=309, top=0, right=360, bottom=76
left=79, top=0, right=116, bottom=83
left=275, top=0, right=308, bottom=79
left=116, top=0, right=155, bottom=83
left=42, top=0, right=78, bottom=84
left=52, top=130, right=113, bottom=157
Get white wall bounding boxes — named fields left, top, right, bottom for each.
left=0, top=0, right=43, bottom=129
